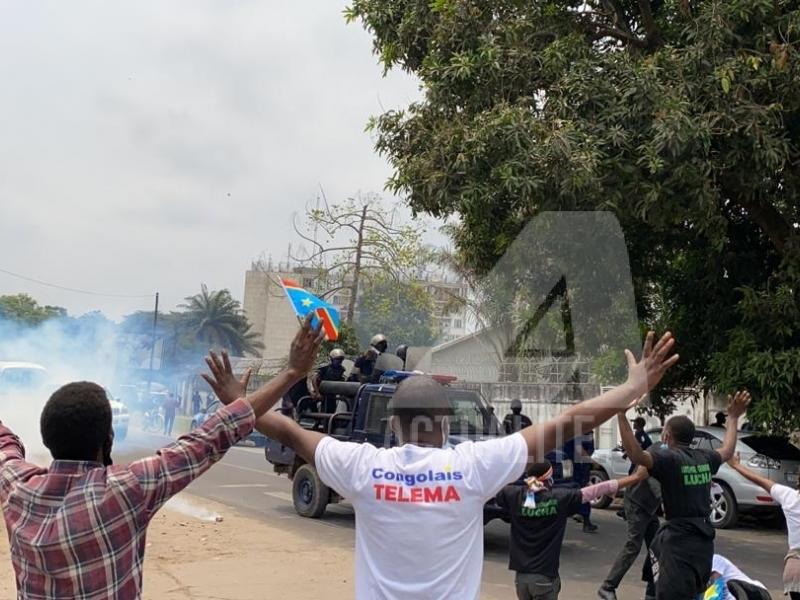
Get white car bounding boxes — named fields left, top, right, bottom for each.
left=0, top=361, right=48, bottom=395
left=591, top=426, right=800, bottom=528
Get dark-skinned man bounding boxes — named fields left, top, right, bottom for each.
left=0, top=316, right=323, bottom=599
left=206, top=331, right=679, bottom=600
left=312, top=348, right=347, bottom=413
left=617, top=390, right=751, bottom=600
left=348, top=334, right=387, bottom=383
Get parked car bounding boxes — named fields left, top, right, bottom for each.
left=0, top=361, right=48, bottom=395
left=100, top=388, right=130, bottom=442
left=591, top=426, right=800, bottom=528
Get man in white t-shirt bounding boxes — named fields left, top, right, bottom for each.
left=210, top=331, right=678, bottom=599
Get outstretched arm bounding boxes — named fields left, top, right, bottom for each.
left=202, top=315, right=324, bottom=419
left=580, top=466, right=648, bottom=503
left=716, top=391, right=751, bottom=463
left=255, top=412, right=325, bottom=466
left=728, top=453, right=775, bottom=494
left=519, top=331, right=678, bottom=462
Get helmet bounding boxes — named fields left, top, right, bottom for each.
left=510, top=398, right=523, bottom=412
left=395, top=345, right=408, bottom=360
left=370, top=334, right=387, bottom=346
left=329, top=348, right=345, bottom=360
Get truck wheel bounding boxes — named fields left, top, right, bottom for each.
left=589, top=469, right=612, bottom=509
left=293, top=464, right=330, bottom=518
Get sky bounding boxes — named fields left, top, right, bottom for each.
left=0, top=0, right=423, bottom=319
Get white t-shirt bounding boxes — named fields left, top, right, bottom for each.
left=771, top=484, right=800, bottom=550
left=315, top=433, right=529, bottom=600
left=712, top=554, right=766, bottom=600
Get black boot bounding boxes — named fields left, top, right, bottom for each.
left=583, top=520, right=598, bottom=533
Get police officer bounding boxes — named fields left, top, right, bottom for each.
left=314, top=348, right=347, bottom=413
left=503, top=399, right=533, bottom=434
left=349, top=334, right=388, bottom=383
left=395, top=345, right=409, bottom=370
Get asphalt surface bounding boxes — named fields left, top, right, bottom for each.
left=117, top=429, right=789, bottom=600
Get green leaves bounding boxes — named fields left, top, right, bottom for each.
left=349, top=0, right=800, bottom=430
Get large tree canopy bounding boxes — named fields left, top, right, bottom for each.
left=347, top=0, right=800, bottom=431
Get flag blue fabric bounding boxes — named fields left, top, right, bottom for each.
left=699, top=578, right=726, bottom=600
left=280, top=279, right=340, bottom=340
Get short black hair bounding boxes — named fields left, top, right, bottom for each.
left=526, top=460, right=553, bottom=478
left=633, top=417, right=647, bottom=429
left=666, top=415, right=696, bottom=445
left=41, top=382, right=112, bottom=461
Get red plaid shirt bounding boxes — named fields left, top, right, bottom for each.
left=0, top=398, right=254, bottom=599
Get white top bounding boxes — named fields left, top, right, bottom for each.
left=712, top=554, right=766, bottom=599
left=315, top=433, right=529, bottom=600
left=771, top=484, right=800, bottom=550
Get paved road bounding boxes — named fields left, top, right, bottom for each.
left=119, top=430, right=788, bottom=599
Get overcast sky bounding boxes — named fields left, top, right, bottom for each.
left=0, top=1, right=422, bottom=319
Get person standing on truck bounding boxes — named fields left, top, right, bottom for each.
left=209, top=331, right=679, bottom=600
left=0, top=316, right=323, bottom=599
left=503, top=399, right=533, bottom=434
left=598, top=417, right=660, bottom=600
left=313, top=348, right=347, bottom=413
left=348, top=334, right=387, bottom=383
left=617, top=390, right=751, bottom=600
left=395, top=345, right=409, bottom=370
left=564, top=431, right=598, bottom=533
left=498, top=460, right=648, bottom=600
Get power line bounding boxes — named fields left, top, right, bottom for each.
left=0, top=266, right=153, bottom=299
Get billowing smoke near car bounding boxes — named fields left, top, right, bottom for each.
left=0, top=313, right=132, bottom=460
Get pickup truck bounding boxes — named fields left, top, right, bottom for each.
left=264, top=372, right=573, bottom=521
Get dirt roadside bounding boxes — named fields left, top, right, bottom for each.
left=0, top=494, right=356, bottom=600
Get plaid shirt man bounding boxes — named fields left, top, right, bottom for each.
left=0, top=397, right=254, bottom=599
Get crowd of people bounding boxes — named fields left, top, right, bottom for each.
left=0, top=321, right=797, bottom=600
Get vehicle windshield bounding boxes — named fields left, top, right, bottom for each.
left=0, top=368, right=47, bottom=392
left=742, top=435, right=800, bottom=460
left=446, top=389, right=492, bottom=435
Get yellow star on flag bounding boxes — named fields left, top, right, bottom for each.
left=300, top=297, right=313, bottom=308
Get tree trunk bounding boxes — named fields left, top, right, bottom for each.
left=346, top=205, right=368, bottom=323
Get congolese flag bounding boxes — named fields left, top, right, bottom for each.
left=700, top=579, right=725, bottom=600
left=280, top=278, right=340, bottom=341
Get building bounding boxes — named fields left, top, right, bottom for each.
left=242, top=262, right=470, bottom=357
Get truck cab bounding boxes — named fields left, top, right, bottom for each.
left=264, top=371, right=572, bottom=521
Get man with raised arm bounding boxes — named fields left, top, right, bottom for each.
left=0, top=317, right=322, bottom=600
left=208, top=331, right=678, bottom=600
left=616, top=390, right=751, bottom=600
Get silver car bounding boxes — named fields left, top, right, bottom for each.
left=591, top=426, right=800, bottom=528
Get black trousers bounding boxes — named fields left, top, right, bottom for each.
left=602, top=494, right=659, bottom=590
left=649, top=518, right=715, bottom=600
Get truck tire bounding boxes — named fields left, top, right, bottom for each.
left=589, top=469, right=613, bottom=509
left=293, top=464, right=330, bottom=518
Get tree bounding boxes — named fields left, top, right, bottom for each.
left=292, top=192, right=427, bottom=323
left=0, top=294, right=65, bottom=326
left=347, top=1, right=800, bottom=431
left=178, top=285, right=263, bottom=357
left=354, top=276, right=438, bottom=348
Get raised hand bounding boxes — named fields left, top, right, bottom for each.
left=287, top=314, right=325, bottom=376
left=624, top=331, right=679, bottom=397
left=727, top=390, right=752, bottom=420
left=202, top=350, right=252, bottom=406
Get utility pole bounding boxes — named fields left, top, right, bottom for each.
left=146, top=292, right=159, bottom=402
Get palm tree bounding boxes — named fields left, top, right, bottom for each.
left=179, top=285, right=263, bottom=357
